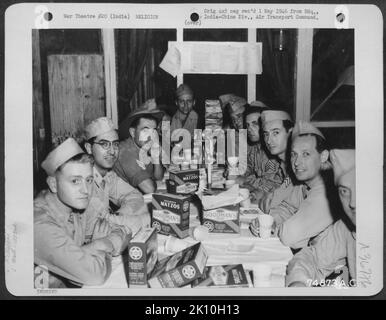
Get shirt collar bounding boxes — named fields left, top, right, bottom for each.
left=93, top=166, right=114, bottom=188
left=45, top=190, right=73, bottom=222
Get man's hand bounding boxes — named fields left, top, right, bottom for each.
left=92, top=218, right=112, bottom=241
left=82, top=238, right=114, bottom=255
left=235, top=176, right=246, bottom=185
left=249, top=217, right=260, bottom=237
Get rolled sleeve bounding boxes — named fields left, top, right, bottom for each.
left=278, top=196, right=333, bottom=249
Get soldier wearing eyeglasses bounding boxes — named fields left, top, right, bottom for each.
left=170, top=84, right=198, bottom=136
left=83, top=117, right=150, bottom=239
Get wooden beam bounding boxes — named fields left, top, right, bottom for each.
left=102, top=29, right=118, bottom=126
left=311, top=121, right=355, bottom=128
left=294, top=29, right=313, bottom=121
left=247, top=29, right=257, bottom=103
left=176, top=28, right=183, bottom=86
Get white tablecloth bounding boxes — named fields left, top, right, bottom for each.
left=85, top=205, right=293, bottom=289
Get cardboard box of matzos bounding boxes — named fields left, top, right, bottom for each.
left=148, top=243, right=208, bottom=288
left=167, top=169, right=199, bottom=194
left=192, top=264, right=250, bottom=288
left=127, top=227, right=158, bottom=287
left=202, top=204, right=240, bottom=234
left=152, top=193, right=191, bottom=239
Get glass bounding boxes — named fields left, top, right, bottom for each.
left=93, top=140, right=120, bottom=150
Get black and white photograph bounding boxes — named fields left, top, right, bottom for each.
left=3, top=3, right=383, bottom=297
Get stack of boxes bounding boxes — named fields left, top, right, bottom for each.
left=204, top=99, right=223, bottom=131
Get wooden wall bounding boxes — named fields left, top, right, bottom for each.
left=47, top=54, right=105, bottom=145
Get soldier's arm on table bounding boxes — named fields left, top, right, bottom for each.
left=285, top=221, right=348, bottom=287
left=138, top=178, right=156, bottom=194
left=34, top=220, right=111, bottom=286
left=277, top=194, right=333, bottom=248
left=96, top=222, right=131, bottom=257
left=109, top=175, right=147, bottom=216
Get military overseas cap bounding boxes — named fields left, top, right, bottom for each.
left=176, top=84, right=194, bottom=98
left=41, top=138, right=84, bottom=176
left=118, top=98, right=164, bottom=140
left=85, top=117, right=116, bottom=140
left=261, top=110, right=291, bottom=125
left=292, top=120, right=325, bottom=140
left=329, top=149, right=355, bottom=184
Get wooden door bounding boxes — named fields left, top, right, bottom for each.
left=47, top=54, right=105, bottom=145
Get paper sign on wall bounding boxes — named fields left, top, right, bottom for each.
left=160, top=41, right=262, bottom=76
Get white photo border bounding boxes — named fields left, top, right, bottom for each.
left=4, top=3, right=383, bottom=296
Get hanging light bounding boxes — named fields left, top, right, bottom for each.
left=274, top=29, right=287, bottom=52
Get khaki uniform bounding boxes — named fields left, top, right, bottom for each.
left=242, top=143, right=286, bottom=206
left=285, top=220, right=356, bottom=286
left=269, top=176, right=334, bottom=249
left=170, top=109, right=199, bottom=137
left=34, top=190, right=127, bottom=287
left=114, top=137, right=155, bottom=187
left=84, top=167, right=150, bottom=240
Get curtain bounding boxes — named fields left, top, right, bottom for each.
left=115, top=29, right=153, bottom=121
left=256, top=29, right=296, bottom=114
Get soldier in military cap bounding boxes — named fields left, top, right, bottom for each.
left=34, top=138, right=129, bottom=287
left=83, top=117, right=150, bottom=239
left=115, top=99, right=165, bottom=194
left=219, top=94, right=247, bottom=130
left=170, top=84, right=198, bottom=136
left=286, top=149, right=356, bottom=287
left=234, top=103, right=289, bottom=206
left=250, top=121, right=334, bottom=250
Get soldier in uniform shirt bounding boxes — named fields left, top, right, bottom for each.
left=255, top=110, right=295, bottom=211
left=83, top=117, right=150, bottom=239
left=170, top=84, right=199, bottom=137
left=250, top=121, right=334, bottom=249
left=286, top=149, right=356, bottom=287
left=235, top=106, right=292, bottom=207
left=115, top=100, right=165, bottom=194
left=34, top=138, right=129, bottom=288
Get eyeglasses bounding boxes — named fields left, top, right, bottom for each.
left=93, top=140, right=120, bottom=150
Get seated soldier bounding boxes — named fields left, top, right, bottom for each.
left=254, top=110, right=294, bottom=210
left=83, top=117, right=150, bottom=238
left=34, top=138, right=129, bottom=288
left=250, top=121, right=334, bottom=249
left=219, top=94, right=247, bottom=130
left=115, top=99, right=165, bottom=194
left=170, top=84, right=198, bottom=137
left=235, top=103, right=288, bottom=204
left=286, top=149, right=356, bottom=287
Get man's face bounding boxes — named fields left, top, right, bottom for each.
left=338, top=170, right=356, bottom=226
left=263, top=120, right=290, bottom=156
left=246, top=112, right=261, bottom=142
left=176, top=93, right=195, bottom=115
left=55, top=162, right=94, bottom=210
left=290, top=135, right=324, bottom=184
left=90, top=130, right=119, bottom=171
left=230, top=109, right=244, bottom=130
left=132, top=118, right=158, bottom=148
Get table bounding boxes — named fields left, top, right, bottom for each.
left=85, top=199, right=293, bottom=289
